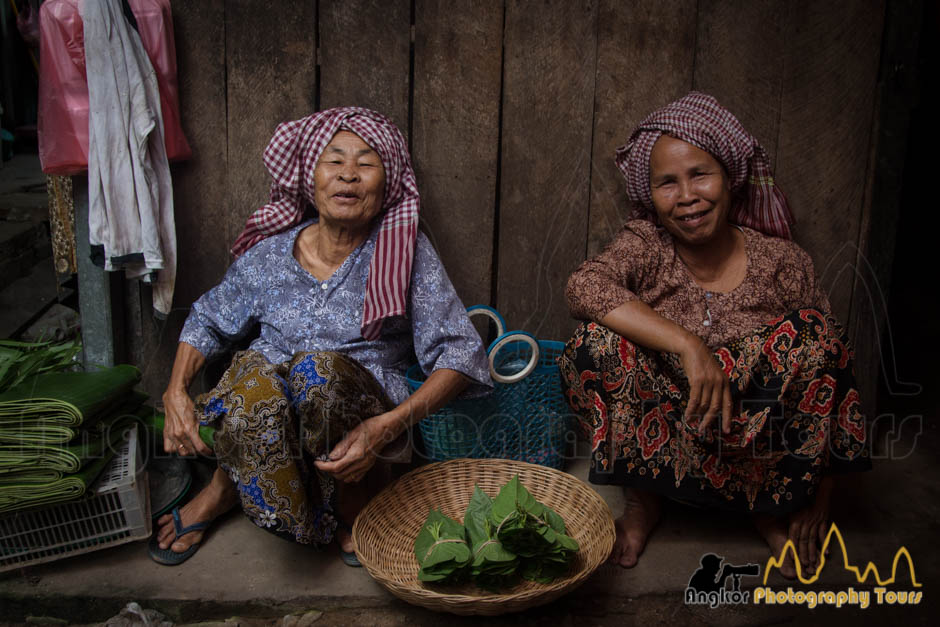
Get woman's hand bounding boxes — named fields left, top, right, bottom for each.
left=314, top=369, right=469, bottom=483
left=162, top=385, right=212, bottom=456
left=599, top=301, right=731, bottom=434
left=314, top=415, right=395, bottom=483
left=162, top=342, right=210, bottom=456
left=678, top=335, right=732, bottom=435
left=314, top=368, right=469, bottom=483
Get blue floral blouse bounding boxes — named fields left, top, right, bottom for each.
left=180, top=220, right=492, bottom=405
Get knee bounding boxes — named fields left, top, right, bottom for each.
left=221, top=366, right=289, bottom=431
left=561, top=323, right=640, bottom=402
left=790, top=308, right=847, bottom=338
left=787, top=309, right=854, bottom=356
left=286, top=351, right=337, bottom=400
left=563, top=321, right=638, bottom=365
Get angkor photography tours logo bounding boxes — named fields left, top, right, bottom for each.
left=685, top=522, right=923, bottom=610
left=684, top=553, right=760, bottom=607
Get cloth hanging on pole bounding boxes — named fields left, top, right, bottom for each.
left=47, top=175, right=77, bottom=276
left=80, top=0, right=176, bottom=316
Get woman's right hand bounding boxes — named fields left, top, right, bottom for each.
left=162, top=343, right=211, bottom=456
left=678, top=335, right=733, bottom=435
left=599, top=301, right=732, bottom=434
left=162, top=385, right=212, bottom=456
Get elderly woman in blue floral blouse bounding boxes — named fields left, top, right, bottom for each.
left=150, top=108, right=491, bottom=566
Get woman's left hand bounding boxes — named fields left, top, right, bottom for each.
left=314, top=416, right=394, bottom=483
left=314, top=369, right=467, bottom=483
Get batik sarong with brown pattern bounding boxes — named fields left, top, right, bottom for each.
left=559, top=308, right=870, bottom=515
left=196, top=350, right=392, bottom=546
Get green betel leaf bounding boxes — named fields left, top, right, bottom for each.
left=483, top=475, right=581, bottom=579
left=414, top=509, right=442, bottom=565
left=536, top=502, right=567, bottom=534
left=463, top=486, right=492, bottom=543
left=414, top=509, right=471, bottom=584
left=512, top=477, right=541, bottom=513
left=0, top=339, right=81, bottom=395
left=490, top=476, right=553, bottom=530
left=520, top=553, right=572, bottom=583
left=418, top=476, right=580, bottom=591
left=465, top=486, right=517, bottom=570
left=422, top=538, right=471, bottom=569
left=553, top=529, right=580, bottom=553
left=489, top=475, right=521, bottom=526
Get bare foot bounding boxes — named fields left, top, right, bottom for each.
left=609, top=488, right=661, bottom=568
left=753, top=513, right=797, bottom=579
left=783, top=475, right=835, bottom=576
left=335, top=526, right=356, bottom=553
left=155, top=467, right=238, bottom=554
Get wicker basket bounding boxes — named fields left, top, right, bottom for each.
left=352, top=459, right=615, bottom=615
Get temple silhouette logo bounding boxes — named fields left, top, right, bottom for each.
left=762, top=521, right=920, bottom=586
left=752, top=522, right=923, bottom=609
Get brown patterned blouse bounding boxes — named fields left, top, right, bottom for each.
left=566, top=220, right=831, bottom=349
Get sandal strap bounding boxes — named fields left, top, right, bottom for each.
left=171, top=507, right=210, bottom=540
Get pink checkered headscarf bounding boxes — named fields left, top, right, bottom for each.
left=230, top=107, right=419, bottom=340
left=615, top=92, right=794, bottom=239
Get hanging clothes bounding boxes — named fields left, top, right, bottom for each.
left=37, top=0, right=192, bottom=175
left=80, top=0, right=176, bottom=316
left=47, top=174, right=77, bottom=276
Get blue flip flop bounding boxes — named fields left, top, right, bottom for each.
left=148, top=508, right=208, bottom=566
left=340, top=549, right=362, bottom=568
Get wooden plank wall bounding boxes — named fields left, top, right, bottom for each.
left=130, top=1, right=893, bottom=409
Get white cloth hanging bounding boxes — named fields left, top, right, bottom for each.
left=81, top=0, right=176, bottom=316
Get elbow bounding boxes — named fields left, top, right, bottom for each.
left=565, top=273, right=587, bottom=319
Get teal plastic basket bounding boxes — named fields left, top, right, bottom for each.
left=406, top=338, right=572, bottom=469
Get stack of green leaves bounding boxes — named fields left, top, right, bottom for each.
left=0, top=364, right=146, bottom=513
left=414, top=509, right=472, bottom=583
left=413, top=475, right=579, bottom=590
left=487, top=476, right=579, bottom=584
left=464, top=486, right=519, bottom=591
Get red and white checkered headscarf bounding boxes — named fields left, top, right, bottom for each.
left=230, top=107, right=419, bottom=340
left=615, top=92, right=794, bottom=239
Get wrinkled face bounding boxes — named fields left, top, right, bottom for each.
left=649, top=135, right=731, bottom=248
left=313, top=131, right=386, bottom=229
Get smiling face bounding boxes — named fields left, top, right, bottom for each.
left=649, top=134, right=732, bottom=248
left=313, top=130, right=386, bottom=232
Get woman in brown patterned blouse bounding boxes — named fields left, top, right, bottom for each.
left=560, top=93, right=870, bottom=578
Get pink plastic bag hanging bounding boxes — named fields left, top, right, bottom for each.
left=37, top=0, right=192, bottom=175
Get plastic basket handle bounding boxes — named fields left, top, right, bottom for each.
left=466, top=305, right=506, bottom=339
left=487, top=331, right=540, bottom=384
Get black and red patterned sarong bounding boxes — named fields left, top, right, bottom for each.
left=559, top=309, right=870, bottom=514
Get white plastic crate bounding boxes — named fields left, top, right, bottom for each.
left=0, top=424, right=151, bottom=572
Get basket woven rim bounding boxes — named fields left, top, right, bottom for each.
left=352, top=458, right=615, bottom=615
